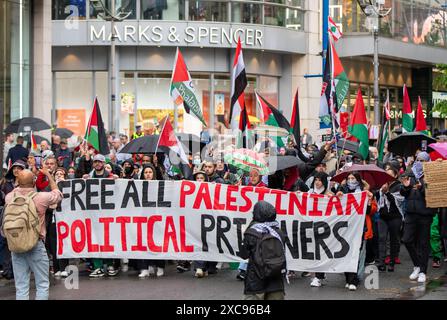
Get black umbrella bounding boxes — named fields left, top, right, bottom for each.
left=387, top=132, right=437, bottom=157
left=54, top=128, right=74, bottom=138
left=267, top=155, right=304, bottom=174
left=176, top=133, right=206, bottom=155
left=4, top=117, right=51, bottom=133
left=119, top=135, right=167, bottom=154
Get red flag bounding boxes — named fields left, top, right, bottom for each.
left=414, top=96, right=428, bottom=134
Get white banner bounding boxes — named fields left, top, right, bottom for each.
left=56, top=179, right=368, bottom=273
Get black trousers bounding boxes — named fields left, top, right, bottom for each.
left=49, top=222, right=69, bottom=272
left=194, top=261, right=217, bottom=272
left=402, top=213, right=433, bottom=274
left=378, top=218, right=402, bottom=265
left=137, top=260, right=166, bottom=270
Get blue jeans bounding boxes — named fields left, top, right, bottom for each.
left=238, top=261, right=248, bottom=271
left=11, top=240, right=49, bottom=300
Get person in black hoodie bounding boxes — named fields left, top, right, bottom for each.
left=240, top=201, right=286, bottom=300
left=375, top=166, right=404, bottom=272
left=400, top=152, right=437, bottom=283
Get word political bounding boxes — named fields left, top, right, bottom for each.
left=90, top=24, right=264, bottom=46
left=56, top=179, right=368, bottom=272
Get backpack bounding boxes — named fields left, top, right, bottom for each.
left=246, top=224, right=287, bottom=280
left=2, top=192, right=40, bottom=253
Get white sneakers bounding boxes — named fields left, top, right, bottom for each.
left=310, top=277, right=322, bottom=287
left=138, top=269, right=150, bottom=278
left=409, top=267, right=427, bottom=283
left=417, top=273, right=426, bottom=283
left=139, top=267, right=164, bottom=278
left=348, top=284, right=357, bottom=291
left=156, top=268, right=164, bottom=277
left=409, top=267, right=421, bottom=280
left=195, top=268, right=205, bottom=278
left=54, top=270, right=68, bottom=278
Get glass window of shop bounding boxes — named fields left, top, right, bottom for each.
left=0, top=0, right=31, bottom=125
left=52, top=0, right=86, bottom=20
left=264, top=3, right=286, bottom=26
left=231, top=1, right=262, bottom=24
left=140, top=0, right=185, bottom=20
left=90, top=0, right=137, bottom=19
left=189, top=1, right=228, bottom=22
left=54, top=72, right=98, bottom=137
left=332, top=0, right=447, bottom=48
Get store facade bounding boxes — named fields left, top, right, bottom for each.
left=51, top=0, right=311, bottom=138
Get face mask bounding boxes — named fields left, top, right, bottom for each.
left=347, top=181, right=359, bottom=190
left=68, top=173, right=75, bottom=179
left=124, top=166, right=133, bottom=175
left=193, top=159, right=201, bottom=166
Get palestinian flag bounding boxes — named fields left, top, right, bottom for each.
left=157, top=116, right=189, bottom=165
left=402, top=84, right=414, bottom=133
left=331, top=39, right=349, bottom=111
left=170, top=48, right=207, bottom=127
left=290, top=88, right=301, bottom=145
left=415, top=96, right=428, bottom=135
left=378, top=96, right=391, bottom=162
left=84, top=97, right=110, bottom=155
left=230, top=37, right=251, bottom=148
left=319, top=38, right=349, bottom=131
left=348, top=88, right=369, bottom=160
left=255, top=91, right=290, bottom=147
left=328, top=16, right=343, bottom=42
left=30, top=131, right=38, bottom=153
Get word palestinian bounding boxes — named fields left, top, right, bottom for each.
left=56, top=179, right=368, bottom=272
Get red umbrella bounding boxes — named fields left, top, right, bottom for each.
left=331, top=164, right=396, bottom=190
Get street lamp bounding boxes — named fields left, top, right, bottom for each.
left=90, top=0, right=132, bottom=134
left=357, top=0, right=391, bottom=125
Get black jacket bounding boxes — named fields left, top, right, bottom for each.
left=400, top=177, right=436, bottom=217
left=5, top=144, right=29, bottom=165
left=239, top=201, right=285, bottom=295
left=294, top=146, right=328, bottom=181
left=240, top=221, right=286, bottom=295
left=375, top=181, right=403, bottom=221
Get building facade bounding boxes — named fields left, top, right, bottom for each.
left=2, top=0, right=447, bottom=141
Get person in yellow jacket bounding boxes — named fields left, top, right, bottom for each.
left=132, top=125, right=144, bottom=140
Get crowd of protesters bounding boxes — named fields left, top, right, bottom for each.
left=0, top=125, right=447, bottom=300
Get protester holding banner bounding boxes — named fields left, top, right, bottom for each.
left=376, top=165, right=404, bottom=272
left=336, top=172, right=375, bottom=291
left=49, top=167, right=69, bottom=277
left=309, top=171, right=333, bottom=287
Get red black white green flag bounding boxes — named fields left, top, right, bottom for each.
left=84, top=97, right=110, bottom=155
left=402, top=84, right=414, bottom=133
left=319, top=38, right=349, bottom=131
left=255, top=91, right=290, bottom=147
left=170, top=48, right=207, bottom=127
left=230, top=37, right=251, bottom=148
left=378, top=95, right=391, bottom=162
left=348, top=88, right=370, bottom=160
left=290, top=88, right=301, bottom=145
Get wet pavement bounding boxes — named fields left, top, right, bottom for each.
left=0, top=249, right=446, bottom=300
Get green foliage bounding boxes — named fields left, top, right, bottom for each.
left=433, top=100, right=447, bottom=118
left=434, top=64, right=447, bottom=91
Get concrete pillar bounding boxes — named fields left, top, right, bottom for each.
left=33, top=0, right=53, bottom=136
